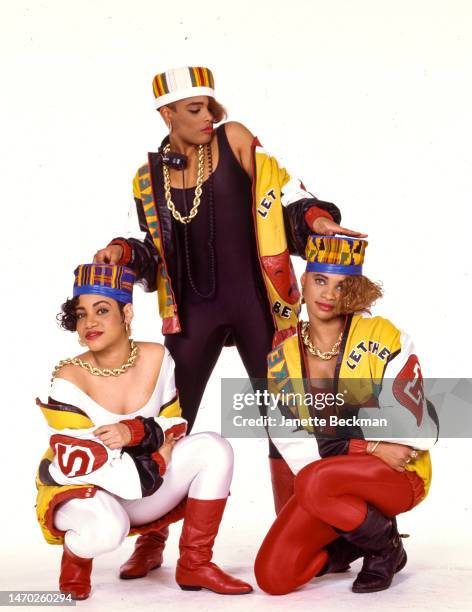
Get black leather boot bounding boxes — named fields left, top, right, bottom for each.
left=341, top=506, right=407, bottom=593
left=316, top=537, right=364, bottom=577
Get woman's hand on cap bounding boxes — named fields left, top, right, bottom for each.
left=93, top=245, right=123, bottom=264
left=311, top=216, right=368, bottom=238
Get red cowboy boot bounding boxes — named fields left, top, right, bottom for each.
left=269, top=456, right=295, bottom=514
left=175, top=498, right=253, bottom=594
left=119, top=527, right=169, bottom=579
left=59, top=544, right=93, bottom=600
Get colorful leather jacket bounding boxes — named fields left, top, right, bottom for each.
left=36, top=384, right=183, bottom=546
left=266, top=314, right=439, bottom=500
left=113, top=132, right=341, bottom=346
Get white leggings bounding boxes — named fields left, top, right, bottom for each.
left=54, top=432, right=233, bottom=559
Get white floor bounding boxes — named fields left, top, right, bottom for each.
left=2, top=439, right=472, bottom=612
left=2, top=524, right=472, bottom=612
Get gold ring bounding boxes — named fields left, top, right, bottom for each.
left=405, top=458, right=411, bottom=464
left=411, top=451, right=418, bottom=459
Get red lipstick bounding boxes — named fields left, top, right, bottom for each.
left=85, top=331, right=103, bottom=340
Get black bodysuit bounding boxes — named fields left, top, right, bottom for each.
left=123, top=124, right=341, bottom=457
left=165, top=126, right=276, bottom=439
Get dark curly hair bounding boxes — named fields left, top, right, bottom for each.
left=57, top=296, right=126, bottom=332
left=335, top=275, right=383, bottom=315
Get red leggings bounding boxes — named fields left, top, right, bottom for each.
left=255, top=455, right=424, bottom=595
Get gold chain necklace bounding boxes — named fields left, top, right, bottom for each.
left=52, top=340, right=139, bottom=380
left=163, top=143, right=205, bottom=224
left=301, top=322, right=343, bottom=360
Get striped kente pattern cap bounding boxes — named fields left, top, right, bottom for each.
left=152, top=66, right=215, bottom=109
left=73, top=264, right=136, bottom=304
left=305, top=235, right=368, bottom=276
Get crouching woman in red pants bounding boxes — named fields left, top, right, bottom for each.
left=255, top=234, right=439, bottom=595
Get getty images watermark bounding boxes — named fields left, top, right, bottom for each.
left=231, top=389, right=388, bottom=430
left=219, top=378, right=472, bottom=439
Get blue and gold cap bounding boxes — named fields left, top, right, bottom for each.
left=305, top=234, right=367, bottom=276
left=73, top=264, right=136, bottom=304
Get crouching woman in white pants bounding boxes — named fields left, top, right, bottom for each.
left=35, top=263, right=252, bottom=600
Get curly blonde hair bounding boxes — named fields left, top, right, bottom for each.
left=335, top=275, right=383, bottom=315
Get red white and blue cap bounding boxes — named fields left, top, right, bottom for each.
left=305, top=234, right=367, bottom=276
left=73, top=264, right=136, bottom=304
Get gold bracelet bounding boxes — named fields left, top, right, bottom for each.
left=367, top=441, right=381, bottom=455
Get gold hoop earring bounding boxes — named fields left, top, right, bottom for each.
left=125, top=322, right=132, bottom=337
left=78, top=336, right=87, bottom=347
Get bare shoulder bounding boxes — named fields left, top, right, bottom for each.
left=53, top=358, right=88, bottom=386
left=223, top=122, right=255, bottom=177
left=136, top=342, right=167, bottom=385
left=224, top=121, right=255, bottom=148
left=137, top=342, right=165, bottom=364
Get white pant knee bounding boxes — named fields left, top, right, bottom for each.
left=76, top=510, right=129, bottom=557
left=121, top=432, right=234, bottom=526
left=184, top=432, right=234, bottom=499
left=54, top=491, right=130, bottom=558
left=192, top=431, right=234, bottom=466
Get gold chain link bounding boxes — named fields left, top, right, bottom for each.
left=163, top=143, right=205, bottom=224
left=301, top=322, right=343, bottom=360
left=51, top=340, right=139, bottom=382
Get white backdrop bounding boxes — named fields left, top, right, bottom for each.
left=1, top=1, right=471, bottom=610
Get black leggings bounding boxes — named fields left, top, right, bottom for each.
left=165, top=295, right=281, bottom=458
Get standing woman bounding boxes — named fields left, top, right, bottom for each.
left=94, top=66, right=365, bottom=578
left=255, top=234, right=439, bottom=595
left=36, top=263, right=252, bottom=599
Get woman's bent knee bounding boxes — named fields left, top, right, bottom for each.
left=255, top=551, right=302, bottom=596
left=82, top=512, right=129, bottom=556
left=58, top=492, right=130, bottom=557
left=294, top=460, right=336, bottom=513
left=181, top=432, right=234, bottom=467
left=200, top=431, right=234, bottom=464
